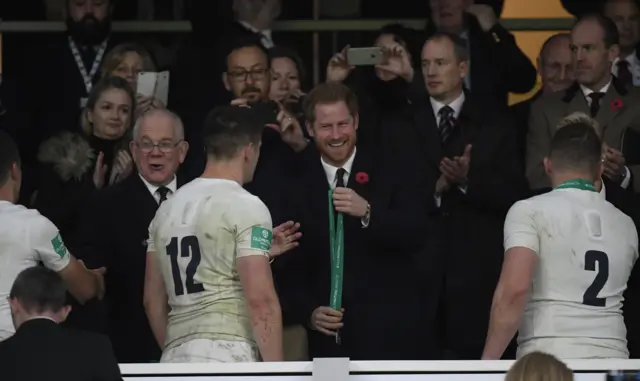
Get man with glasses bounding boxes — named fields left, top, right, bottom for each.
left=223, top=38, right=272, bottom=102
left=74, top=108, right=189, bottom=363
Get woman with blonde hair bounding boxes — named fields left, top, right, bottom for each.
left=35, top=76, right=135, bottom=249
left=505, top=352, right=574, bottom=381
left=100, top=42, right=163, bottom=117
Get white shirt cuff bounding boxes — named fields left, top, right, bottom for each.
left=621, top=166, right=632, bottom=189
left=458, top=185, right=468, bottom=194
left=434, top=195, right=442, bottom=207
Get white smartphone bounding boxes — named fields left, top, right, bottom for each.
left=154, top=71, right=170, bottom=105
left=347, top=47, right=384, bottom=66
left=136, top=71, right=157, bottom=98
left=136, top=71, right=170, bottom=105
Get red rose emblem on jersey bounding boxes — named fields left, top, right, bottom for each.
left=355, top=172, right=369, bottom=184
left=611, top=98, right=624, bottom=111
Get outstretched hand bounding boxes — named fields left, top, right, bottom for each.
left=269, top=221, right=302, bottom=258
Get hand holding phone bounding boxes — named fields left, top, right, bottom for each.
left=346, top=47, right=383, bottom=66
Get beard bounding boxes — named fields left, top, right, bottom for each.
left=66, top=14, right=111, bottom=46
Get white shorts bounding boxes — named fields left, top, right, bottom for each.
left=161, top=339, right=259, bottom=363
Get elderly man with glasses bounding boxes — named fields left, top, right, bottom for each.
left=72, top=108, right=189, bottom=364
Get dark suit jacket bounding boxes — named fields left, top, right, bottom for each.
left=526, top=79, right=640, bottom=191
left=75, top=174, right=186, bottom=363
left=0, top=318, right=121, bottom=381
left=280, top=144, right=436, bottom=360
left=510, top=91, right=542, bottom=171
left=382, top=93, right=528, bottom=357
left=425, top=15, right=537, bottom=105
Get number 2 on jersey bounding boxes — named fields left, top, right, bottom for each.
left=166, top=236, right=205, bottom=296
left=583, top=250, right=609, bottom=307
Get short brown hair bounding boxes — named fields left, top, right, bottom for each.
left=303, top=82, right=359, bottom=124
left=203, top=105, right=265, bottom=160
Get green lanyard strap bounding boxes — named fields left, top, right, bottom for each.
left=328, top=189, right=345, bottom=311
left=555, top=178, right=597, bottom=192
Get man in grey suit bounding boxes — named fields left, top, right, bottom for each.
left=527, top=13, right=640, bottom=192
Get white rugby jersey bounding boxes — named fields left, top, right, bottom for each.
left=0, top=201, right=71, bottom=340
left=148, top=178, right=273, bottom=353
left=504, top=186, right=638, bottom=359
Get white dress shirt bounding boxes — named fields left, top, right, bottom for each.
left=139, top=174, right=178, bottom=204
left=580, top=81, right=611, bottom=106
left=321, top=148, right=368, bottom=227
left=612, top=50, right=640, bottom=86
left=239, top=21, right=274, bottom=49
left=322, top=147, right=356, bottom=188
left=431, top=91, right=465, bottom=125
left=580, top=80, right=631, bottom=189
left=431, top=91, right=468, bottom=206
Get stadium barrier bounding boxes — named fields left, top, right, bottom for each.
left=120, top=359, right=640, bottom=381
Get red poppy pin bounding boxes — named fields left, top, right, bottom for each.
left=611, top=98, right=624, bottom=111
left=355, top=172, right=369, bottom=184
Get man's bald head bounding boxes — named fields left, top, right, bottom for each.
left=538, top=33, right=574, bottom=93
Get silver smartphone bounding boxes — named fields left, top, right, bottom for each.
left=347, top=47, right=383, bottom=66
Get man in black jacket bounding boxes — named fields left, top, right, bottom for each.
left=0, top=266, right=121, bottom=381
left=382, top=32, right=529, bottom=359
left=425, top=0, right=537, bottom=105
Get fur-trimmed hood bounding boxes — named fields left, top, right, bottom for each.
left=37, top=132, right=95, bottom=182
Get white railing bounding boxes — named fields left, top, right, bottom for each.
left=119, top=359, right=640, bottom=381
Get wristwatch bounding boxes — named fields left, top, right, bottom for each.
left=620, top=166, right=629, bottom=184
left=361, top=203, right=371, bottom=228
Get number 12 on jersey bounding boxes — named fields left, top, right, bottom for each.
left=166, top=235, right=205, bottom=296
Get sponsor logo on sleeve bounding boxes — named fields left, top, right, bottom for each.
left=250, top=226, right=272, bottom=252
left=50, top=233, right=68, bottom=259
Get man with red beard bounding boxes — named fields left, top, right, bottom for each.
left=527, top=14, right=640, bottom=193
left=281, top=82, right=434, bottom=359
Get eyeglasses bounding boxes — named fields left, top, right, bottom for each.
left=136, top=140, right=183, bottom=154
left=227, top=69, right=267, bottom=82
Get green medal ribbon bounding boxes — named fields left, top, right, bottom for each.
left=328, top=189, right=345, bottom=311
left=554, top=178, right=597, bottom=192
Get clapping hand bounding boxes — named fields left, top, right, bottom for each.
left=93, top=151, right=108, bottom=189
left=109, top=150, right=133, bottom=185
left=440, top=144, right=472, bottom=185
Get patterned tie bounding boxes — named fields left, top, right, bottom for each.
left=617, top=60, right=633, bottom=86
left=438, top=105, right=455, bottom=144
left=157, top=186, right=170, bottom=205
left=335, top=168, right=346, bottom=188
left=588, top=92, right=605, bottom=117
left=260, top=32, right=274, bottom=49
